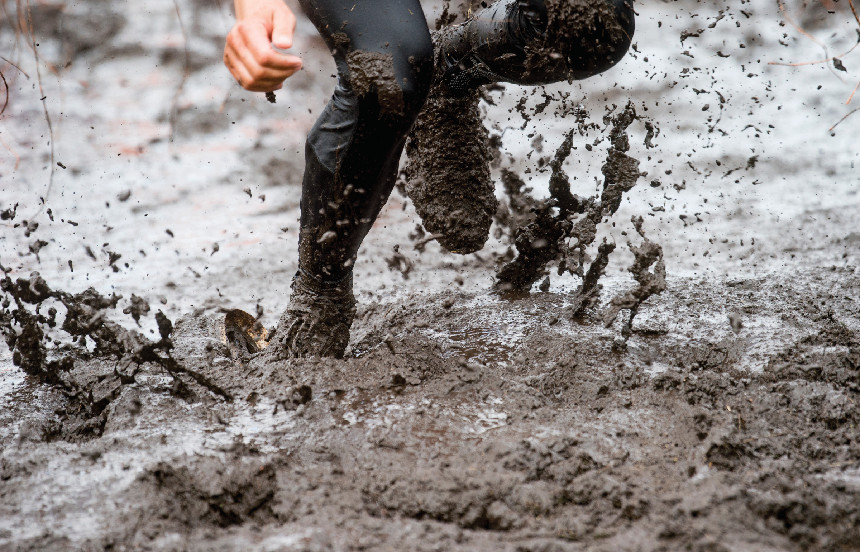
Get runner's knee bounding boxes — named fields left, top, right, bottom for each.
left=398, top=39, right=434, bottom=118
left=344, top=34, right=433, bottom=124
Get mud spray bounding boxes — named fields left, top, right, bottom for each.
left=0, top=256, right=236, bottom=439
left=404, top=0, right=634, bottom=254
left=494, top=101, right=665, bottom=333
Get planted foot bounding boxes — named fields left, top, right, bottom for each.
left=270, top=271, right=356, bottom=359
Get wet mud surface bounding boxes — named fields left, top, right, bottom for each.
left=2, top=0, right=860, bottom=550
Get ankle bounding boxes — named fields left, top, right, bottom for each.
left=293, top=268, right=354, bottom=297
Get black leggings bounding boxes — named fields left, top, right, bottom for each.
left=296, top=0, right=434, bottom=282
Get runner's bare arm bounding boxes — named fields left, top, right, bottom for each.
left=224, top=0, right=303, bottom=92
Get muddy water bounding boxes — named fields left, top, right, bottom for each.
left=2, top=0, right=860, bottom=550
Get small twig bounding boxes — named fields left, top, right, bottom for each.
left=0, top=55, right=29, bottom=79
left=848, top=80, right=860, bottom=104
left=413, top=233, right=444, bottom=250
left=768, top=37, right=860, bottom=67
left=0, top=69, right=8, bottom=117
left=849, top=0, right=860, bottom=29
left=169, top=0, right=191, bottom=143
left=25, top=0, right=55, bottom=220
left=0, top=134, right=20, bottom=169
left=777, top=0, right=827, bottom=49
left=844, top=0, right=860, bottom=106
left=829, top=106, right=860, bottom=131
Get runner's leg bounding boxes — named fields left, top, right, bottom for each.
left=274, top=0, right=433, bottom=358
left=297, top=0, right=434, bottom=282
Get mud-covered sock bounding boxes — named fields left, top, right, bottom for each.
left=270, top=270, right=357, bottom=359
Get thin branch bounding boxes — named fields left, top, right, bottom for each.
left=0, top=55, right=30, bottom=79
left=412, top=233, right=444, bottom=250
left=0, top=69, right=8, bottom=117
left=777, top=0, right=827, bottom=49
left=848, top=80, right=860, bottom=104
left=169, top=0, right=191, bottom=144
left=25, top=0, right=54, bottom=220
left=767, top=37, right=860, bottom=67
left=829, top=106, right=860, bottom=131
left=849, top=0, right=860, bottom=29
left=0, top=134, right=21, bottom=169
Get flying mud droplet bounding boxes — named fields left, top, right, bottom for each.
left=122, top=294, right=151, bottom=327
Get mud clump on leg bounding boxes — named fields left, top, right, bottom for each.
left=524, top=0, right=635, bottom=82
left=347, top=50, right=405, bottom=117
left=404, top=37, right=496, bottom=254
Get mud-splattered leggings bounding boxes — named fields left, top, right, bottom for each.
left=296, top=0, right=434, bottom=282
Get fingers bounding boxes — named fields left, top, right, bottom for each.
left=271, top=5, right=297, bottom=50
left=224, top=19, right=302, bottom=92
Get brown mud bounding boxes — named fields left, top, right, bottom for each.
left=495, top=101, right=661, bottom=329
left=2, top=266, right=859, bottom=551
left=347, top=50, right=405, bottom=118
left=2, top=0, right=860, bottom=550
left=404, top=35, right=496, bottom=254
left=402, top=0, right=634, bottom=255
left=268, top=271, right=356, bottom=359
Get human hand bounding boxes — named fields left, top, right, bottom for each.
left=224, top=0, right=303, bottom=92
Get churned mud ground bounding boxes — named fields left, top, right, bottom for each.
left=2, top=0, right=860, bottom=550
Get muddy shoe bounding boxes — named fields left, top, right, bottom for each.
left=403, top=45, right=496, bottom=254
left=269, top=271, right=357, bottom=359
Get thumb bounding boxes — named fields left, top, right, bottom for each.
left=271, top=5, right=296, bottom=49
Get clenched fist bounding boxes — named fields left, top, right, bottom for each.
left=224, top=0, right=303, bottom=92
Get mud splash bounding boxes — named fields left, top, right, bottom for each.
left=3, top=0, right=860, bottom=549
left=603, top=216, right=666, bottom=338
left=0, top=264, right=230, bottom=440
left=495, top=101, right=655, bottom=319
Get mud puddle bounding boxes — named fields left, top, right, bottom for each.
left=2, top=0, right=860, bottom=550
